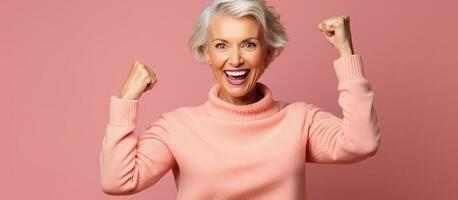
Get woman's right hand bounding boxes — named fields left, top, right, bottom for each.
left=119, top=61, right=157, bottom=100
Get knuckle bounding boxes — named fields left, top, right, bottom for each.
left=141, top=67, right=150, bottom=75
left=134, top=65, right=143, bottom=71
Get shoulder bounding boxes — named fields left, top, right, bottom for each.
left=278, top=100, right=314, bottom=111
left=277, top=100, right=323, bottom=119
left=145, top=105, right=202, bottom=138
left=157, top=105, right=204, bottom=125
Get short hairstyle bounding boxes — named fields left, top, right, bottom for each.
left=188, top=0, right=289, bottom=67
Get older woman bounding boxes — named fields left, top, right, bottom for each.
left=100, top=0, right=380, bottom=199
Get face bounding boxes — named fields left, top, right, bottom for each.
left=203, top=14, right=270, bottom=98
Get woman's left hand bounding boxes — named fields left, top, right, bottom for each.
left=318, top=15, right=354, bottom=56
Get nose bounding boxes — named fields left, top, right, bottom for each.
left=228, top=47, right=244, bottom=67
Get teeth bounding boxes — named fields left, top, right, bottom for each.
left=225, top=70, right=249, bottom=76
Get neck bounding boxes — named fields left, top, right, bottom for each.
left=218, top=84, right=264, bottom=105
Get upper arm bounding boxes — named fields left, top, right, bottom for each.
left=100, top=96, right=176, bottom=195
left=304, top=104, right=379, bottom=164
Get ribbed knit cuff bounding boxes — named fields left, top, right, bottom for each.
left=333, top=54, right=366, bottom=85
left=109, top=95, right=138, bottom=126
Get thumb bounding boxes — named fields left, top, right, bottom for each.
left=145, top=78, right=156, bottom=91
left=319, top=24, right=335, bottom=43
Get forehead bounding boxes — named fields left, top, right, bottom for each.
left=208, top=14, right=261, bottom=40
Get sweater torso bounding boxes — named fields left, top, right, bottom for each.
left=100, top=55, right=381, bottom=200
left=162, top=83, right=308, bottom=199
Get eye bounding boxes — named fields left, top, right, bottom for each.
left=215, top=43, right=227, bottom=49
left=244, top=42, right=256, bottom=48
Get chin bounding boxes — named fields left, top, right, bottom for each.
left=221, top=84, right=250, bottom=97
left=220, top=78, right=257, bottom=98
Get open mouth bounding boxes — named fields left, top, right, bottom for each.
left=223, top=69, right=250, bottom=85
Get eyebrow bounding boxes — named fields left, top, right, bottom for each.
left=212, top=37, right=259, bottom=43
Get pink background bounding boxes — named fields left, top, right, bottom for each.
left=2, top=0, right=457, bottom=199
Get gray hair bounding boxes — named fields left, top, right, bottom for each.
left=188, top=0, right=288, bottom=66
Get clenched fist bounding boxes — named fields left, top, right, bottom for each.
left=318, top=15, right=355, bottom=56
left=119, top=61, right=157, bottom=100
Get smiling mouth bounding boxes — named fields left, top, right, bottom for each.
left=223, top=69, right=250, bottom=85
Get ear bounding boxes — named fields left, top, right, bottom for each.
left=202, top=44, right=211, bottom=65
left=265, top=49, right=273, bottom=68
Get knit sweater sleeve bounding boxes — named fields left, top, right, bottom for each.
left=99, top=96, right=176, bottom=194
left=305, top=54, right=381, bottom=164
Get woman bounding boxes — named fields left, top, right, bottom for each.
left=99, top=0, right=381, bottom=199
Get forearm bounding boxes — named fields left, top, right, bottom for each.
left=333, top=55, right=380, bottom=155
left=100, top=96, right=141, bottom=194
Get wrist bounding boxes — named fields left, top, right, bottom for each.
left=119, top=92, right=139, bottom=100
left=338, top=40, right=354, bottom=56
left=338, top=46, right=354, bottom=56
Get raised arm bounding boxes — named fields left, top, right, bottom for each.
left=99, top=96, right=176, bottom=195
left=305, top=54, right=381, bottom=164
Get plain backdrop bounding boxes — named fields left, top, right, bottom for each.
left=2, top=0, right=457, bottom=199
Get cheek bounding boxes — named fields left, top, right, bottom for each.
left=245, top=52, right=266, bottom=68
left=209, top=52, right=228, bottom=68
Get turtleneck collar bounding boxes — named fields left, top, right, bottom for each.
left=203, top=82, right=281, bottom=121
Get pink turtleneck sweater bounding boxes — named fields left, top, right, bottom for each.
left=99, top=54, right=381, bottom=199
